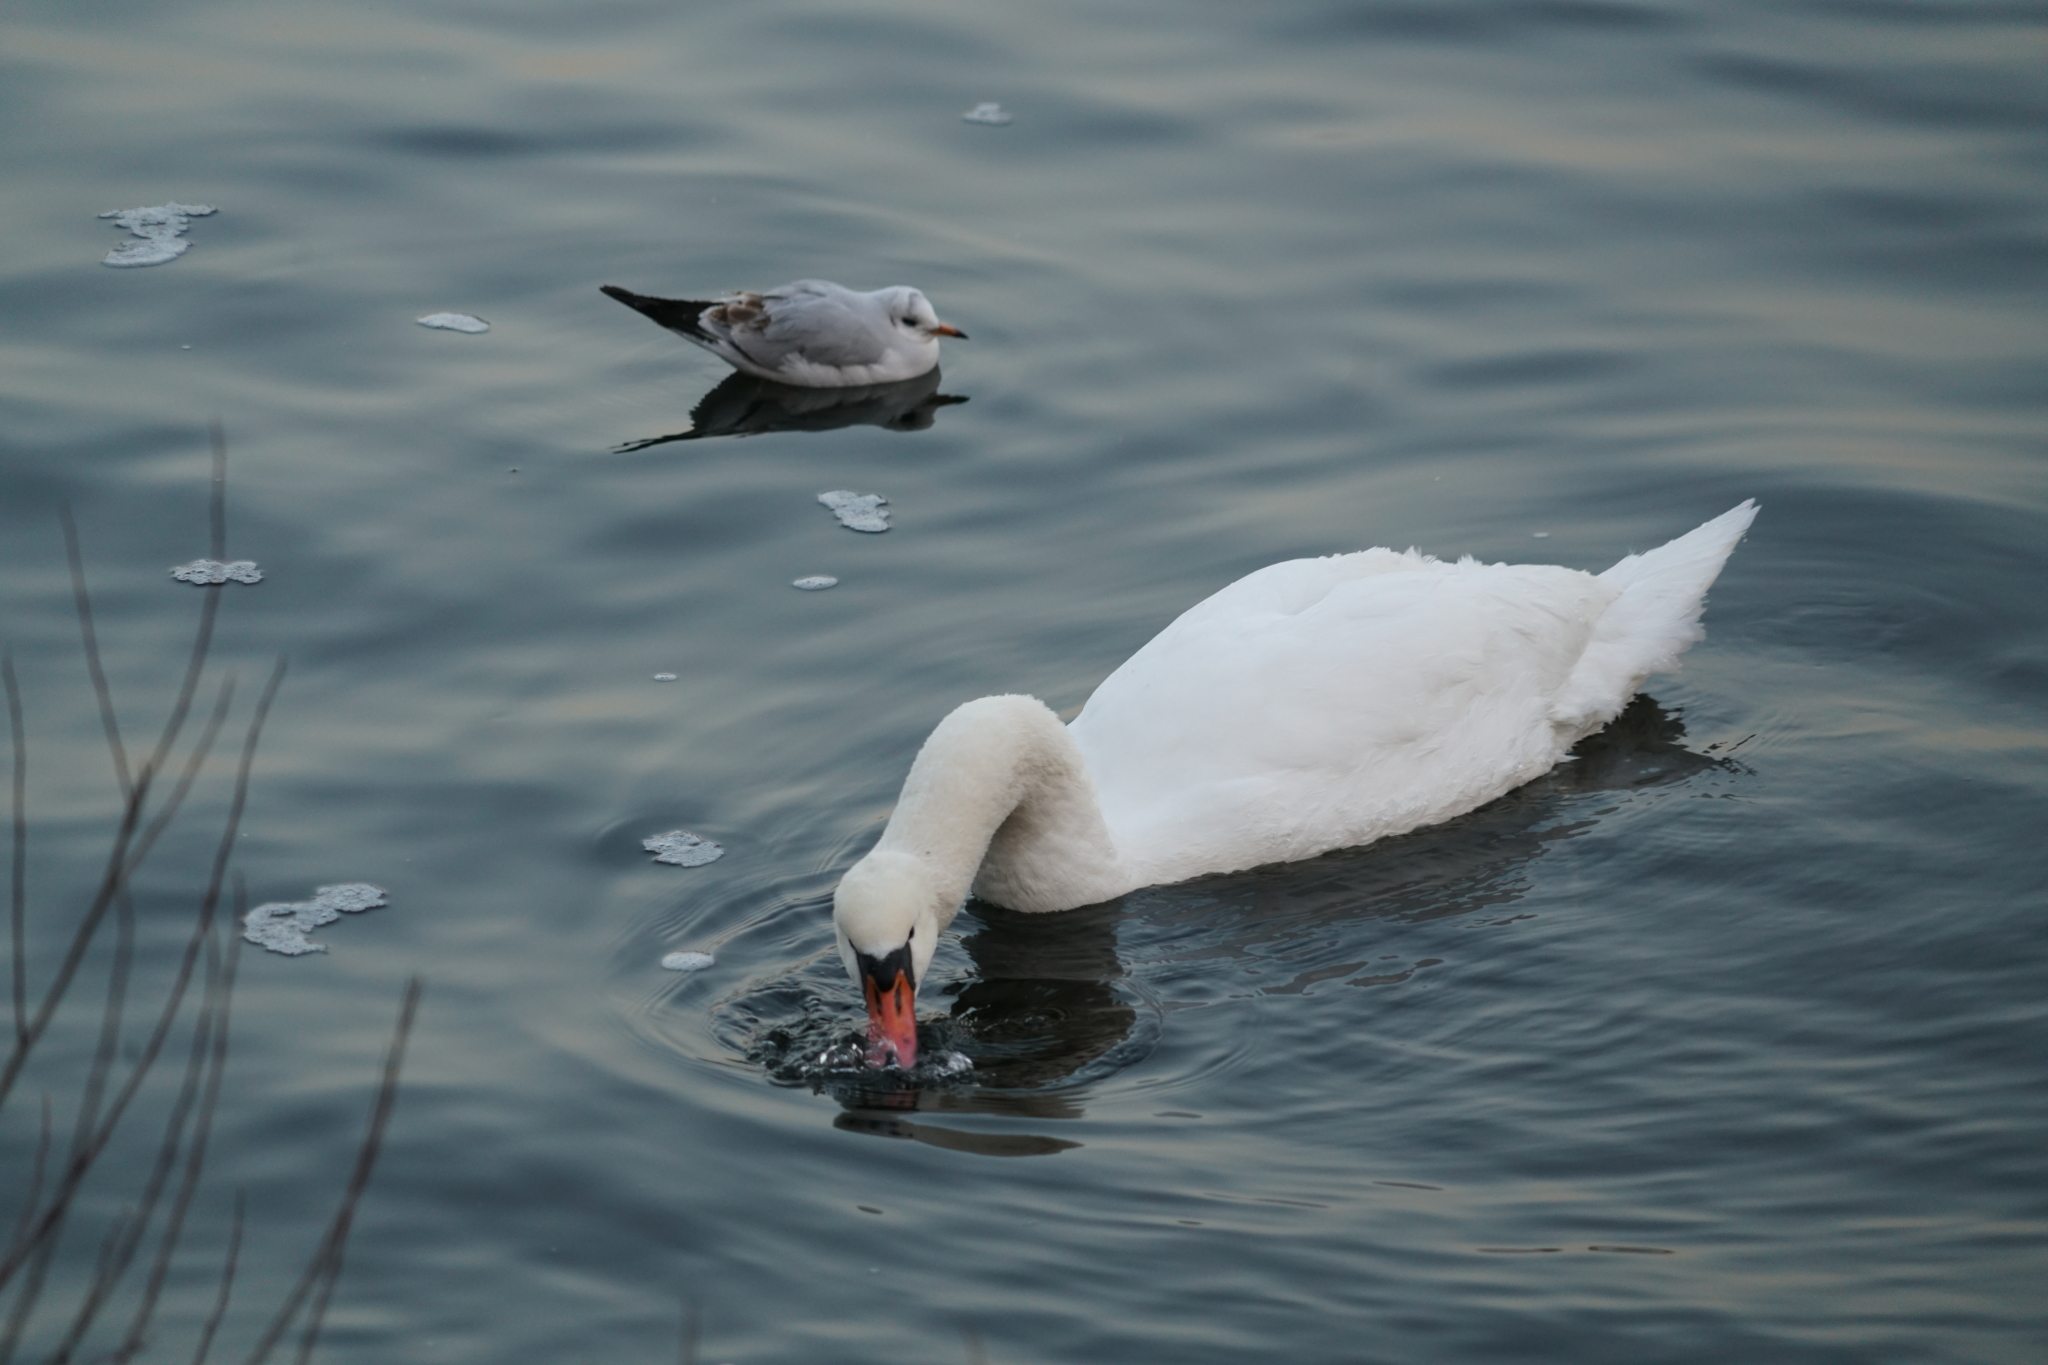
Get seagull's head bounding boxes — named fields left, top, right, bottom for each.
left=832, top=849, right=946, bottom=1069
left=882, top=287, right=967, bottom=342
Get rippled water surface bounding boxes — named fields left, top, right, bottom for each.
left=3, top=1, right=2044, bottom=1361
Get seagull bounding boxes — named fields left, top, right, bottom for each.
left=600, top=280, right=966, bottom=388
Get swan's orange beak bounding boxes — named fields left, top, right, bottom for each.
left=929, top=324, right=968, bottom=339
left=858, top=946, right=919, bottom=1070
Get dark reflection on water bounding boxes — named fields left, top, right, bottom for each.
left=831, top=1111, right=1083, bottom=1157
left=733, top=695, right=1730, bottom=1152
left=612, top=368, right=968, bottom=450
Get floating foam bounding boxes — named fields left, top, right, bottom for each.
left=792, top=575, right=838, bottom=591
left=99, top=203, right=216, bottom=268
left=417, top=312, right=489, bottom=333
left=961, top=103, right=1013, bottom=126
left=653, top=672, right=678, bottom=681
left=661, top=950, right=716, bottom=972
left=643, top=830, right=723, bottom=866
left=171, top=559, right=262, bottom=585
left=818, top=491, right=889, bottom=533
left=243, top=883, right=387, bottom=956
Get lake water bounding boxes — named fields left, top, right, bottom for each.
left=2, top=0, right=2044, bottom=1361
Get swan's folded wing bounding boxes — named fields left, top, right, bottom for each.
left=1069, top=554, right=1615, bottom=884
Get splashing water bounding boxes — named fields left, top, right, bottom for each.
left=746, top=1000, right=974, bottom=1092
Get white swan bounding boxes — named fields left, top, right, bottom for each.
left=836, top=502, right=1757, bottom=1066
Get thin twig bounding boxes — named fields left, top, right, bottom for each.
left=138, top=586, right=222, bottom=802
left=123, top=678, right=236, bottom=884
left=59, top=508, right=131, bottom=801
left=136, top=423, right=234, bottom=787
left=208, top=420, right=228, bottom=564
left=3, top=649, right=24, bottom=1046
left=0, top=1209, right=61, bottom=1365
left=678, top=1298, right=700, bottom=1365
left=0, top=658, right=281, bottom=1286
left=53, top=885, right=240, bottom=1364
left=3, top=1098, right=52, bottom=1268
left=112, top=889, right=245, bottom=1362
left=68, top=888, right=135, bottom=1172
left=0, top=764, right=150, bottom=1116
left=188, top=1192, right=243, bottom=1365
left=0, top=505, right=234, bottom=1108
left=242, top=976, right=423, bottom=1365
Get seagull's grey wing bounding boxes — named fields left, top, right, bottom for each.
left=756, top=287, right=892, bottom=369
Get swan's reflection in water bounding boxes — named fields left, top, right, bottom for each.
left=751, top=697, right=1737, bottom=1154
left=614, top=368, right=967, bottom=450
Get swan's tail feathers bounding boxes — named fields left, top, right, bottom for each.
left=1549, top=500, right=1758, bottom=736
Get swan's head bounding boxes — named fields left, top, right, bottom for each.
left=832, top=849, right=947, bottom=1069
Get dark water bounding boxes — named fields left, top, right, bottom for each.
left=3, top=0, right=2044, bottom=1361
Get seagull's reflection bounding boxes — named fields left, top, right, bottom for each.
left=826, top=696, right=1739, bottom=1154
left=615, top=368, right=967, bottom=451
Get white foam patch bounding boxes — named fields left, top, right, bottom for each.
left=171, top=559, right=262, bottom=585
left=661, top=950, right=716, bottom=972
left=417, top=312, right=490, bottom=333
left=243, top=883, right=387, bottom=956
left=792, top=575, right=838, bottom=591
left=644, top=830, right=723, bottom=866
left=653, top=672, right=678, bottom=681
left=818, top=491, right=889, bottom=533
left=100, top=203, right=216, bottom=268
left=962, top=103, right=1014, bottom=126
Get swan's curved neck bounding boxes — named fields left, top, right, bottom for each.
left=872, top=695, right=1129, bottom=916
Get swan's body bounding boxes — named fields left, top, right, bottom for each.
left=835, top=503, right=1758, bottom=1065
left=599, top=280, right=965, bottom=387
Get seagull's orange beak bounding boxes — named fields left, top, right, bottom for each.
left=929, top=324, right=968, bottom=339
left=858, top=946, right=919, bottom=1070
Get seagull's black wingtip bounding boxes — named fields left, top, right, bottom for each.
left=599, top=285, right=719, bottom=341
